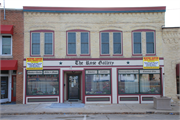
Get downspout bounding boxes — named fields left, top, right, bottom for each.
left=4, top=0, right=6, bottom=20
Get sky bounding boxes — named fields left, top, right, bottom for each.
left=0, top=0, right=180, bottom=27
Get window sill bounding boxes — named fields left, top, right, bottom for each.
left=0, top=55, right=13, bottom=58
left=100, top=54, right=110, bottom=56
left=66, top=54, right=77, bottom=56
left=43, top=55, right=54, bottom=57
left=132, top=54, right=142, bottom=56
left=65, top=55, right=91, bottom=58
left=80, top=54, right=90, bottom=56
left=30, top=55, right=41, bottom=57
left=113, top=54, right=123, bottom=56
left=145, top=54, right=156, bottom=56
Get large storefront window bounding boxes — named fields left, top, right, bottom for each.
left=118, top=70, right=139, bottom=94
left=1, top=77, right=8, bottom=99
left=27, top=70, right=59, bottom=96
left=140, top=73, right=160, bottom=94
left=118, top=70, right=161, bottom=94
left=85, top=70, right=111, bottom=95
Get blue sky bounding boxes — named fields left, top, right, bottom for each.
left=0, top=0, right=180, bottom=27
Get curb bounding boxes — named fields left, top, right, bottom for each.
left=1, top=112, right=179, bottom=115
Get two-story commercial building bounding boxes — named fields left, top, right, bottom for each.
left=22, top=6, right=177, bottom=104
left=0, top=9, right=24, bottom=104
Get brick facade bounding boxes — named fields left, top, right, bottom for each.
left=0, top=9, right=24, bottom=103
left=24, top=12, right=164, bottom=58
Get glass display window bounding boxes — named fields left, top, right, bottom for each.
left=85, top=70, right=111, bottom=95
left=26, top=70, right=59, bottom=96
left=118, top=69, right=161, bottom=94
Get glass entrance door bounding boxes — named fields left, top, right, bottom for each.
left=68, top=75, right=79, bottom=99
left=1, top=77, right=8, bottom=99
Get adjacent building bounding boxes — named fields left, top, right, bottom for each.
left=162, top=27, right=180, bottom=100
left=0, top=9, right=24, bottom=103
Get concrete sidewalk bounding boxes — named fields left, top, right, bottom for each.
left=0, top=103, right=179, bottom=115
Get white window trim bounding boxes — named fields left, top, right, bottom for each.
left=113, top=32, right=122, bottom=54
left=133, top=32, right=142, bottom=54
left=31, top=32, right=41, bottom=55
left=44, top=32, right=53, bottom=55
left=146, top=31, right=155, bottom=54
left=67, top=32, right=77, bottom=55
left=80, top=32, right=89, bottom=54
left=101, top=32, right=110, bottom=55
left=0, top=34, right=13, bottom=56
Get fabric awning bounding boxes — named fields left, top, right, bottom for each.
left=0, top=60, right=18, bottom=70
left=176, top=64, right=180, bottom=76
left=0, top=25, right=13, bottom=35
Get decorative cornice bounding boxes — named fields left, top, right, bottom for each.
left=23, top=6, right=166, bottom=13
left=163, top=29, right=180, bottom=44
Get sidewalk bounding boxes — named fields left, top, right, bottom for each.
left=0, top=103, right=179, bottom=115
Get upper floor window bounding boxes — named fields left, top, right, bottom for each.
left=81, top=32, right=89, bottom=54
left=146, top=32, right=154, bottom=54
left=68, top=32, right=76, bottom=54
left=133, top=32, right=141, bottom=54
left=32, top=33, right=40, bottom=55
left=30, top=30, right=54, bottom=57
left=100, top=30, right=122, bottom=56
left=67, top=30, right=90, bottom=56
left=113, top=32, right=122, bottom=54
left=0, top=35, right=12, bottom=55
left=44, top=33, right=53, bottom=55
left=132, top=29, right=155, bottom=56
left=101, top=32, right=109, bottom=54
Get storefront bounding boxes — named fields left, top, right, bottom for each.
left=0, top=60, right=17, bottom=103
left=23, top=58, right=164, bottom=104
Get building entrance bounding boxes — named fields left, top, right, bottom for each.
left=68, top=75, right=80, bottom=100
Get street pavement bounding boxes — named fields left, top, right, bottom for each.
left=0, top=102, right=180, bottom=115
left=1, top=114, right=180, bottom=120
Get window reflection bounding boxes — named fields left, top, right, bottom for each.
left=27, top=74, right=59, bottom=95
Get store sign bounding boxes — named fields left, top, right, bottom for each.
left=98, top=70, right=110, bottom=74
left=140, top=70, right=160, bottom=74
left=44, top=70, right=59, bottom=74
left=27, top=70, right=59, bottom=75
left=27, top=71, right=43, bottom=75
left=26, top=58, right=43, bottom=70
left=118, top=70, right=138, bottom=74
left=86, top=70, right=97, bottom=74
left=143, top=57, right=159, bottom=69
left=75, top=60, right=114, bottom=66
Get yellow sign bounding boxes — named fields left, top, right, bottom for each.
left=143, top=57, right=159, bottom=69
left=26, top=58, right=43, bottom=70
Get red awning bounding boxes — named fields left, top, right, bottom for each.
left=0, top=25, right=13, bottom=35
left=176, top=64, right=180, bottom=76
left=0, top=60, right=17, bottom=70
